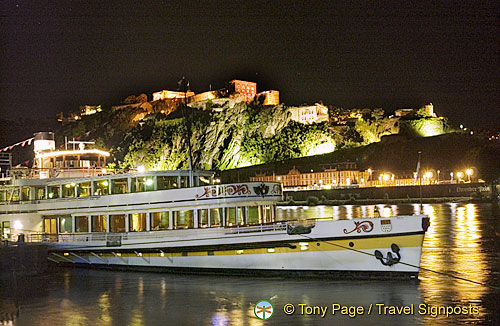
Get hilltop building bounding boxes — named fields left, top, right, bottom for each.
left=152, top=79, right=279, bottom=108
left=288, top=103, right=329, bottom=124
left=395, top=103, right=436, bottom=117
left=152, top=90, right=195, bottom=101
left=256, top=90, right=280, bottom=105
left=57, top=104, right=102, bottom=124
left=80, top=105, right=102, bottom=116
left=229, top=80, right=257, bottom=101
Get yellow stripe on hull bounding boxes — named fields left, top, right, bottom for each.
left=68, top=233, right=424, bottom=258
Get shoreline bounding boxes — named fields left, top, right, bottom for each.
left=277, top=197, right=492, bottom=206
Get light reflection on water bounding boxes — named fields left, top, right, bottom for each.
left=0, top=203, right=498, bottom=325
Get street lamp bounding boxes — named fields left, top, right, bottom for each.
left=466, top=169, right=473, bottom=182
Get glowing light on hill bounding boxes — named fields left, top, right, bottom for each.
left=306, top=141, right=335, bottom=156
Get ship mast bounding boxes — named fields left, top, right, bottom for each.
left=179, top=77, right=194, bottom=187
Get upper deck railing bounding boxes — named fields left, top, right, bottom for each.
left=27, top=222, right=292, bottom=244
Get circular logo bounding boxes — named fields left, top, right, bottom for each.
left=254, top=300, right=274, bottom=320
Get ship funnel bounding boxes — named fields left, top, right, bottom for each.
left=33, top=132, right=55, bottom=153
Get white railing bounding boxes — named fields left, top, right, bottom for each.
left=28, top=223, right=294, bottom=244
left=223, top=223, right=288, bottom=234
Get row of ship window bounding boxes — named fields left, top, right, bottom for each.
left=43, top=205, right=276, bottom=234
left=0, top=176, right=211, bottom=202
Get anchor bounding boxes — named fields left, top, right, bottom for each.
left=374, top=243, right=401, bottom=266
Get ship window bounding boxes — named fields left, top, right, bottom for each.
left=75, top=216, right=89, bottom=232
left=111, top=178, right=128, bottom=194
left=110, top=214, right=126, bottom=233
left=210, top=208, right=222, bottom=228
left=247, top=206, right=260, bottom=225
left=157, top=176, right=178, bottom=190
left=8, top=188, right=19, bottom=201
left=77, top=182, right=91, bottom=197
left=0, top=190, right=7, bottom=202
left=225, top=207, right=236, bottom=226
left=225, top=207, right=245, bottom=226
left=44, top=218, right=57, bottom=234
left=129, top=213, right=147, bottom=232
left=237, top=207, right=246, bottom=225
left=21, top=187, right=31, bottom=201
left=47, top=186, right=60, bottom=199
left=151, top=211, right=169, bottom=230
left=131, top=177, right=154, bottom=193
left=59, top=216, right=72, bottom=233
left=173, top=210, right=193, bottom=229
left=93, top=180, right=109, bottom=195
left=180, top=176, right=189, bottom=188
left=1, top=221, right=11, bottom=240
left=198, top=209, right=208, bottom=228
left=261, top=205, right=274, bottom=223
left=35, top=187, right=46, bottom=200
left=92, top=215, right=107, bottom=232
left=63, top=183, right=76, bottom=198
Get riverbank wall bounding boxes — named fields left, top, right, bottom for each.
left=282, top=182, right=491, bottom=203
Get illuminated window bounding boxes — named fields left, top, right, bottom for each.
left=111, top=178, right=128, bottom=194
left=247, top=206, right=260, bottom=225
left=173, top=210, right=194, bottom=229
left=131, top=177, right=154, bottom=192
left=21, top=187, right=31, bottom=201
left=225, top=207, right=236, bottom=226
left=62, top=183, right=76, bottom=198
left=198, top=209, right=209, bottom=228
left=129, top=213, right=146, bottom=232
left=209, top=208, right=222, bottom=227
left=110, top=214, right=126, bottom=232
left=78, top=182, right=91, bottom=197
left=93, top=180, right=109, bottom=195
left=2, top=221, right=11, bottom=239
left=35, top=187, right=46, bottom=200
left=157, top=176, right=178, bottom=190
left=180, top=176, right=189, bottom=188
left=92, top=215, right=107, bottom=232
left=43, top=218, right=57, bottom=234
left=75, top=216, right=89, bottom=232
left=59, top=216, right=72, bottom=233
left=151, top=211, right=169, bottom=230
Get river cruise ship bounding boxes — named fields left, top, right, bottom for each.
left=0, top=133, right=429, bottom=278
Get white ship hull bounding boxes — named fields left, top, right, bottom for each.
left=48, top=216, right=428, bottom=278
left=1, top=166, right=430, bottom=278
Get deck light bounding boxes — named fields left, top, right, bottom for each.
left=145, top=178, right=154, bottom=186
left=13, top=220, right=23, bottom=230
left=267, top=248, right=275, bottom=253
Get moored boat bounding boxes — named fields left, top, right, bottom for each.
left=0, top=133, right=429, bottom=278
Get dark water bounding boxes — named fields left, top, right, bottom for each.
left=1, top=203, right=499, bottom=325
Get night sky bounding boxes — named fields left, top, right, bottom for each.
left=1, top=1, right=498, bottom=146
